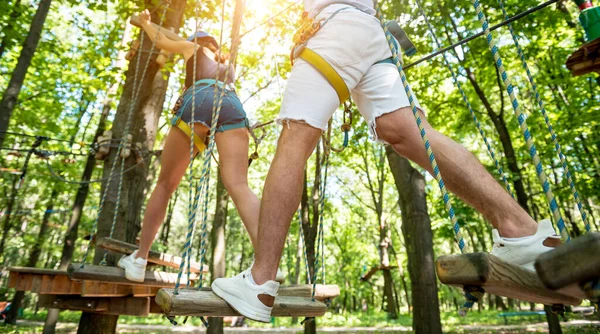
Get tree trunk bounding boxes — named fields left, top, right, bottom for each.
left=382, top=269, right=398, bottom=319
left=0, top=176, right=19, bottom=259
left=42, top=18, right=133, bottom=334
left=57, top=103, right=110, bottom=271
left=386, top=148, right=442, bottom=334
left=0, top=0, right=24, bottom=58
left=4, top=187, right=58, bottom=324
left=544, top=305, right=563, bottom=334
left=207, top=171, right=229, bottom=334
left=76, top=1, right=186, bottom=332
left=0, top=0, right=52, bottom=148
left=301, top=166, right=318, bottom=334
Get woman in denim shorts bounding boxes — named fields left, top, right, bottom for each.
left=117, top=10, right=285, bottom=283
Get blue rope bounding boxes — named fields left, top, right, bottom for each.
left=469, top=0, right=570, bottom=242
left=496, top=0, right=591, bottom=233
left=373, top=1, right=467, bottom=253
left=174, top=2, right=232, bottom=292
left=413, top=0, right=515, bottom=199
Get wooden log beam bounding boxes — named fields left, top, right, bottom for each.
left=436, top=253, right=583, bottom=305
left=535, top=233, right=600, bottom=290
left=566, top=39, right=600, bottom=77
left=81, top=280, right=161, bottom=297
left=68, top=263, right=194, bottom=288
left=129, top=15, right=184, bottom=41
left=155, top=288, right=328, bottom=317
left=97, top=237, right=206, bottom=273
left=8, top=269, right=82, bottom=295
left=38, top=295, right=151, bottom=316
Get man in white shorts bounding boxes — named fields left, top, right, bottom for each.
left=212, top=0, right=561, bottom=322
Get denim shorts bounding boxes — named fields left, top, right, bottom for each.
left=172, top=80, right=248, bottom=132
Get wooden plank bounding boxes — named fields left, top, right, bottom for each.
left=105, top=297, right=150, bottom=316
left=131, top=286, right=161, bottom=297
left=8, top=267, right=68, bottom=276
left=97, top=237, right=206, bottom=273
left=275, top=284, right=340, bottom=301
left=38, top=295, right=109, bottom=313
left=191, top=284, right=340, bottom=301
left=68, top=263, right=193, bottom=288
left=38, top=295, right=150, bottom=316
left=81, top=281, right=131, bottom=297
left=535, top=233, right=600, bottom=290
left=155, top=288, right=327, bottom=317
left=566, top=39, right=600, bottom=77
left=7, top=271, right=19, bottom=289
left=129, top=15, right=184, bottom=42
left=436, top=253, right=583, bottom=306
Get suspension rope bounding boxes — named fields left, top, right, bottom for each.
left=413, top=0, right=515, bottom=199
left=297, top=209, right=312, bottom=284
left=239, top=0, right=301, bottom=38
left=174, top=0, right=237, bottom=294
left=468, top=0, right=569, bottom=242
left=403, top=0, right=560, bottom=70
left=82, top=3, right=171, bottom=267
left=373, top=0, right=467, bottom=253
left=496, top=0, right=592, bottom=232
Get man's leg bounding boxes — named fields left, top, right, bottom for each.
left=252, top=122, right=322, bottom=285
left=375, top=108, right=538, bottom=238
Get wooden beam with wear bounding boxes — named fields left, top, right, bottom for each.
left=436, top=253, right=584, bottom=306
left=38, top=295, right=154, bottom=317
left=566, top=39, right=600, bottom=77
left=155, top=287, right=331, bottom=317
left=8, top=268, right=82, bottom=295
left=68, top=263, right=196, bottom=288
left=97, top=237, right=207, bottom=273
left=535, top=233, right=600, bottom=291
left=129, top=15, right=184, bottom=41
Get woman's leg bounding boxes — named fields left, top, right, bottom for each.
left=215, top=127, right=260, bottom=249
left=137, top=124, right=209, bottom=259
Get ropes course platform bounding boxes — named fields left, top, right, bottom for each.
left=37, top=295, right=161, bottom=316
left=68, top=264, right=197, bottom=288
left=436, top=253, right=584, bottom=305
left=155, top=284, right=340, bottom=317
left=97, top=238, right=207, bottom=273
left=8, top=267, right=169, bottom=297
left=535, top=233, right=600, bottom=297
left=566, top=38, right=600, bottom=77
left=8, top=268, right=81, bottom=295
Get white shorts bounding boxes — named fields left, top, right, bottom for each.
left=278, top=4, right=421, bottom=140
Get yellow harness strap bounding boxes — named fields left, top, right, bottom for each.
left=297, top=47, right=350, bottom=104
left=174, top=118, right=206, bottom=152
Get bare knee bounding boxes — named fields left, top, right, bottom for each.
left=221, top=174, right=248, bottom=196
left=277, top=121, right=321, bottom=161
left=155, top=176, right=180, bottom=195
left=375, top=107, right=416, bottom=145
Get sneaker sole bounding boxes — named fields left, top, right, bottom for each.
left=211, top=282, right=272, bottom=323
left=117, top=258, right=146, bottom=283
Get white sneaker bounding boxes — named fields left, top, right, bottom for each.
left=490, top=219, right=561, bottom=271
left=212, top=269, right=280, bottom=322
left=117, top=250, right=147, bottom=282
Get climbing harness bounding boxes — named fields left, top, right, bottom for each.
left=290, top=7, right=357, bottom=104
